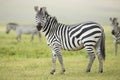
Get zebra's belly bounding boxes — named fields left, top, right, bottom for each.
left=61, top=44, right=84, bottom=51
left=60, top=37, right=84, bottom=51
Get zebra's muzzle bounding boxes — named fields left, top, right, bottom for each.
left=36, top=23, right=42, bottom=31
left=111, top=30, right=115, bottom=35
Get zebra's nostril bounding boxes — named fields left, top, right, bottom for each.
left=111, top=30, right=115, bottom=35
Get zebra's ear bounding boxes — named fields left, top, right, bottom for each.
left=34, top=6, right=39, bottom=12
left=54, top=17, right=58, bottom=22
left=41, top=7, right=46, bottom=14
left=42, top=7, right=46, bottom=11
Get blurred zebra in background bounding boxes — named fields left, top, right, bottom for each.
left=35, top=6, right=105, bottom=74
left=110, top=17, right=120, bottom=56
left=6, top=23, right=41, bottom=41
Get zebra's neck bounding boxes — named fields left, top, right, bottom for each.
left=42, top=16, right=58, bottom=36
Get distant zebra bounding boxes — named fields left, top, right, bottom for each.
left=35, top=7, right=105, bottom=74
left=110, top=17, right=120, bottom=56
left=6, top=23, right=41, bottom=41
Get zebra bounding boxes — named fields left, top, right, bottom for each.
left=6, top=23, right=41, bottom=41
left=34, top=6, right=105, bottom=74
left=109, top=17, right=120, bottom=56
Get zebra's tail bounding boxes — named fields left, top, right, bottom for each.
left=100, top=30, right=105, bottom=60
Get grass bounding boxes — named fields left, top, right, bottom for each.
left=0, top=26, right=120, bottom=80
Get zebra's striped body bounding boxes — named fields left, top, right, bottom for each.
left=42, top=17, right=102, bottom=51
left=35, top=7, right=105, bottom=74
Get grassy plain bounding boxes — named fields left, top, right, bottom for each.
left=0, top=26, right=120, bottom=80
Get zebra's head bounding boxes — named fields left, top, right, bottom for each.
left=109, top=17, right=119, bottom=35
left=6, top=23, right=18, bottom=34
left=34, top=6, right=49, bottom=31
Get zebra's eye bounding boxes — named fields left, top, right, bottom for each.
left=42, top=17, right=45, bottom=20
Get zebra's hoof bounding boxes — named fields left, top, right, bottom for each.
left=61, top=69, right=66, bottom=74
left=50, top=72, right=54, bottom=75
left=50, top=70, right=55, bottom=75
left=99, top=70, right=103, bottom=73
left=63, top=69, right=66, bottom=72
left=86, top=69, right=90, bottom=73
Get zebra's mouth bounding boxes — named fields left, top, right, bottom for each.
left=111, top=30, right=115, bottom=35
left=36, top=23, right=42, bottom=31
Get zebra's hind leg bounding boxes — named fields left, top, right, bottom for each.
left=85, top=47, right=95, bottom=72
left=97, top=53, right=103, bottom=73
left=96, top=45, right=103, bottom=73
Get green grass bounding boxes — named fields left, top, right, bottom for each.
left=0, top=26, right=120, bottom=80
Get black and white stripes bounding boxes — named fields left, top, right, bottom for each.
left=35, top=7, right=105, bottom=74
left=39, top=16, right=103, bottom=51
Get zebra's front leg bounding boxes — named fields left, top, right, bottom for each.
left=37, top=32, right=41, bottom=41
left=57, top=52, right=65, bottom=74
left=50, top=51, right=56, bottom=74
left=31, top=34, right=34, bottom=41
left=16, top=34, right=21, bottom=42
left=50, top=48, right=65, bottom=74
left=114, top=41, right=117, bottom=56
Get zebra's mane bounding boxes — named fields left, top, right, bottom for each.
left=47, top=16, right=58, bottom=24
